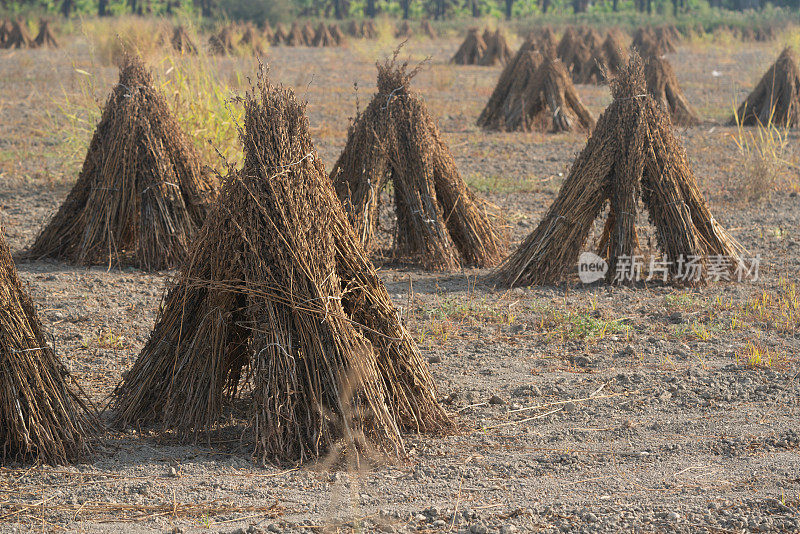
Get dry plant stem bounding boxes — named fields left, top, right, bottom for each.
left=492, top=52, right=745, bottom=288
left=112, top=67, right=451, bottom=465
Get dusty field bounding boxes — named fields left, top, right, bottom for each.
left=1, top=30, right=799, bottom=534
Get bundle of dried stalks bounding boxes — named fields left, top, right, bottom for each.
left=582, top=27, right=604, bottom=52
left=1, top=225, right=98, bottom=464
left=346, top=20, right=362, bottom=37
left=331, top=54, right=507, bottom=270
left=556, top=26, right=579, bottom=61
left=239, top=24, right=266, bottom=55
left=654, top=26, right=678, bottom=53
left=273, top=23, right=288, bottom=44
left=26, top=55, right=215, bottom=271
left=645, top=55, right=700, bottom=126
left=477, top=42, right=542, bottom=128
left=329, top=23, right=345, bottom=44
left=170, top=26, right=197, bottom=53
left=313, top=22, right=336, bottom=47
left=395, top=20, right=413, bottom=38
left=601, top=32, right=629, bottom=76
left=286, top=22, right=305, bottom=46
left=263, top=22, right=274, bottom=43
left=209, top=26, right=235, bottom=55
left=2, top=19, right=32, bottom=49
left=567, top=40, right=593, bottom=83
left=481, top=55, right=593, bottom=133
left=0, top=19, right=10, bottom=46
left=730, top=48, right=800, bottom=127
left=492, top=53, right=744, bottom=287
left=111, top=67, right=452, bottom=465
left=421, top=20, right=436, bottom=38
left=451, top=28, right=487, bottom=65
left=480, top=29, right=513, bottom=66
left=302, top=21, right=316, bottom=44
left=537, top=26, right=558, bottom=54
left=363, top=20, right=378, bottom=39
left=33, top=19, right=58, bottom=48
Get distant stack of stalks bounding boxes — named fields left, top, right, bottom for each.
left=730, top=47, right=800, bottom=128
left=452, top=27, right=512, bottom=66
left=478, top=36, right=595, bottom=132
left=269, top=20, right=347, bottom=46
left=555, top=26, right=631, bottom=84
left=631, top=25, right=680, bottom=57
left=0, top=18, right=58, bottom=49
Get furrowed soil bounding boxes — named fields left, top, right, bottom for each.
left=0, top=31, right=799, bottom=534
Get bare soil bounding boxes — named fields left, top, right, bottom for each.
left=0, top=33, right=799, bottom=534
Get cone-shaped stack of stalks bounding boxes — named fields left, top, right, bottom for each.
left=26, top=55, right=215, bottom=271
left=492, top=53, right=744, bottom=288
left=331, top=54, right=508, bottom=271
left=1, top=224, right=98, bottom=464
left=451, top=28, right=487, bottom=65
left=730, top=47, right=800, bottom=127
left=111, top=67, right=452, bottom=465
left=644, top=54, right=701, bottom=126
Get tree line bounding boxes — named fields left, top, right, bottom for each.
left=2, top=0, right=796, bottom=23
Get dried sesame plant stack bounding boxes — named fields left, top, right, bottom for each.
left=477, top=40, right=543, bottom=129
left=1, top=225, right=98, bottom=464
left=730, top=48, right=800, bottom=127
left=33, top=19, right=58, bottom=48
left=480, top=29, right=513, bottom=66
left=479, top=55, right=594, bottom=133
left=644, top=55, right=701, bottom=126
left=2, top=19, right=32, bottom=49
left=26, top=55, right=214, bottom=271
left=331, top=54, right=508, bottom=271
left=492, top=54, right=744, bottom=288
left=170, top=26, right=197, bottom=54
left=112, top=68, right=451, bottom=465
left=420, top=20, right=436, bottom=39
left=451, top=28, right=487, bottom=65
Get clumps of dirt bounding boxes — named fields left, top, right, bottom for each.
left=730, top=47, right=800, bottom=128
left=492, top=53, right=744, bottom=288
left=331, top=53, right=508, bottom=270
left=479, top=55, right=594, bottom=133
left=111, top=67, right=452, bottom=466
left=26, top=55, right=215, bottom=271
left=1, top=224, right=99, bottom=465
left=644, top=55, right=701, bottom=126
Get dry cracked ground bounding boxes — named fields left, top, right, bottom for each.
left=0, top=28, right=799, bottom=534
